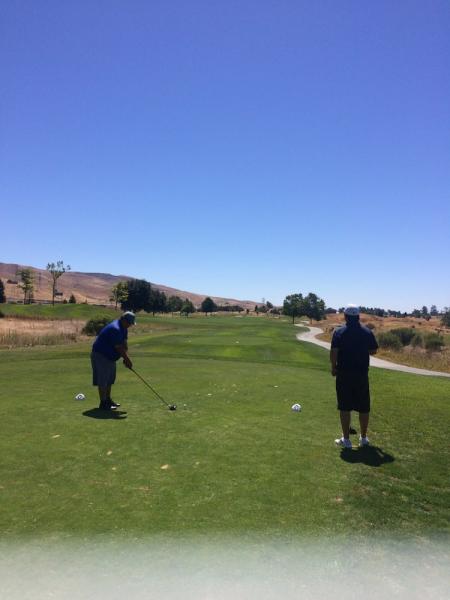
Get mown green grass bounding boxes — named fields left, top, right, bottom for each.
left=0, top=314, right=449, bottom=541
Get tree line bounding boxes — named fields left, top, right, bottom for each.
left=113, top=279, right=197, bottom=316
left=340, top=305, right=445, bottom=319
left=114, top=281, right=329, bottom=323
left=1, top=268, right=449, bottom=329
left=282, top=293, right=326, bottom=324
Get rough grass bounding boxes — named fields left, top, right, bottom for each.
left=0, top=318, right=84, bottom=348
left=0, top=303, right=118, bottom=320
left=0, top=304, right=119, bottom=348
left=0, top=315, right=449, bottom=542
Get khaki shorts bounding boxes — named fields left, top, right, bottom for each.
left=91, top=351, right=117, bottom=387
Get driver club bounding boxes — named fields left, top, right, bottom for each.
left=131, top=368, right=177, bottom=411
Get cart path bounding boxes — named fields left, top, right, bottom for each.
left=296, top=323, right=450, bottom=378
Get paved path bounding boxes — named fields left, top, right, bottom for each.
left=296, top=323, right=450, bottom=378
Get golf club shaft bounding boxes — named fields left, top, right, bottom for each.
left=131, top=368, right=171, bottom=408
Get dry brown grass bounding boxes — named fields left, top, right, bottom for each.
left=377, top=345, right=450, bottom=373
left=0, top=318, right=86, bottom=348
left=313, top=314, right=450, bottom=373
left=317, top=314, right=447, bottom=334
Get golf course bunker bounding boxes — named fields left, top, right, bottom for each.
left=1, top=536, right=448, bottom=599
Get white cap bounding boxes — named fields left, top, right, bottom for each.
left=344, top=304, right=360, bottom=316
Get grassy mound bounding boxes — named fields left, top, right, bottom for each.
left=0, top=303, right=118, bottom=320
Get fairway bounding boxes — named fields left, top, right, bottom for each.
left=1, top=313, right=449, bottom=541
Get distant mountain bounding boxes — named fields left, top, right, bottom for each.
left=0, top=262, right=258, bottom=310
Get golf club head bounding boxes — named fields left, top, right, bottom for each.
left=169, top=404, right=177, bottom=411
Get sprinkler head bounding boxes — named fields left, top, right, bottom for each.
left=169, top=404, right=177, bottom=411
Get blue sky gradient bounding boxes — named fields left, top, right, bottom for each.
left=1, top=1, right=449, bottom=310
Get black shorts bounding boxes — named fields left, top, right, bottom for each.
left=336, top=371, right=370, bottom=413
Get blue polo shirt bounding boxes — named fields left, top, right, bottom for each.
left=92, top=319, right=128, bottom=361
left=331, top=322, right=378, bottom=373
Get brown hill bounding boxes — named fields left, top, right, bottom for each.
left=0, top=262, right=258, bottom=310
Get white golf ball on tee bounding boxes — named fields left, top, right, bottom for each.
left=291, top=403, right=302, bottom=412
left=75, top=393, right=85, bottom=401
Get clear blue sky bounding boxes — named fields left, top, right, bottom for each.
left=2, top=1, right=449, bottom=311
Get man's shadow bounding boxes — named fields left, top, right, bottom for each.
left=82, top=408, right=128, bottom=420
left=340, top=445, right=394, bottom=467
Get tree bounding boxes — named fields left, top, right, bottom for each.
left=180, top=299, right=195, bottom=317
left=441, top=309, right=450, bottom=328
left=282, top=293, right=304, bottom=324
left=17, top=268, right=35, bottom=304
left=201, top=296, right=217, bottom=315
left=422, top=305, right=429, bottom=318
left=46, top=261, right=71, bottom=306
left=430, top=305, right=438, bottom=317
left=121, top=279, right=152, bottom=312
left=302, top=292, right=326, bottom=323
left=217, top=304, right=244, bottom=312
left=68, top=294, right=77, bottom=304
left=411, top=309, right=422, bottom=318
left=150, top=289, right=167, bottom=315
left=167, top=295, right=183, bottom=314
left=0, top=279, right=5, bottom=303
left=110, top=281, right=129, bottom=310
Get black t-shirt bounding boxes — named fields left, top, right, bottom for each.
left=331, top=323, right=378, bottom=373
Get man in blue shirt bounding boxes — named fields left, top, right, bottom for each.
left=91, top=311, right=136, bottom=410
left=330, top=305, right=378, bottom=449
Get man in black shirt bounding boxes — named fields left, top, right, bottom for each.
left=330, top=305, right=378, bottom=449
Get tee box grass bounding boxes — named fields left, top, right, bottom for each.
left=0, top=310, right=449, bottom=540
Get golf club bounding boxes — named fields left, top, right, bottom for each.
left=131, top=368, right=177, bottom=411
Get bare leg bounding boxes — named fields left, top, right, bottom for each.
left=359, top=412, right=369, bottom=438
left=339, top=411, right=351, bottom=439
left=98, top=385, right=111, bottom=406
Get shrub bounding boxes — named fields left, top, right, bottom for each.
left=424, top=333, right=444, bottom=352
left=411, top=334, right=424, bottom=348
left=378, top=331, right=402, bottom=350
left=441, top=310, right=450, bottom=328
left=390, top=328, right=416, bottom=346
left=82, top=316, right=110, bottom=336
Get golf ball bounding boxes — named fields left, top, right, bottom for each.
left=291, top=403, right=302, bottom=412
left=75, top=393, right=85, bottom=401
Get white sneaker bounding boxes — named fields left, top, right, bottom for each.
left=359, top=436, right=370, bottom=447
left=335, top=437, right=352, bottom=449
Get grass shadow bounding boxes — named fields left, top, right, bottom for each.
left=82, top=408, right=128, bottom=420
left=340, top=445, right=395, bottom=467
